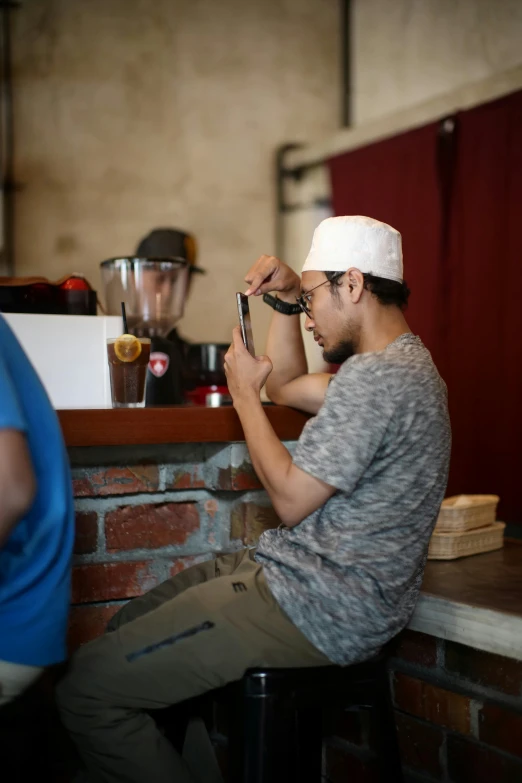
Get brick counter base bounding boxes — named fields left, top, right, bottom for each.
left=68, top=442, right=285, bottom=650
left=67, top=443, right=522, bottom=782
left=387, top=632, right=522, bottom=783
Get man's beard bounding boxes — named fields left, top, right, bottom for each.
left=323, top=339, right=356, bottom=364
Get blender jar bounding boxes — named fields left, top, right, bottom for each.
left=100, top=257, right=190, bottom=337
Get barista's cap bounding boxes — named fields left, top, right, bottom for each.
left=136, top=228, right=204, bottom=273
left=302, top=216, right=403, bottom=282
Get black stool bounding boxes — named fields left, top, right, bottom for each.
left=225, top=653, right=403, bottom=783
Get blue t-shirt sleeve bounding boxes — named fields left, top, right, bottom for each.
left=0, top=350, right=27, bottom=432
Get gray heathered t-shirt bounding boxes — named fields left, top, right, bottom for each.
left=255, top=333, right=451, bottom=666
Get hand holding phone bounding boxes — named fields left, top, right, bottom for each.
left=236, top=293, right=256, bottom=357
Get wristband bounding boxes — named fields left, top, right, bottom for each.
left=263, top=293, right=302, bottom=315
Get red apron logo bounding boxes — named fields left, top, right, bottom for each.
left=149, top=352, right=170, bottom=378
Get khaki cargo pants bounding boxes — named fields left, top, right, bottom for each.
left=57, top=548, right=330, bottom=783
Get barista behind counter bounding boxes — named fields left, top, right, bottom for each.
left=134, top=227, right=211, bottom=404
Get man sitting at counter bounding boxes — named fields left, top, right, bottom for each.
left=57, top=216, right=451, bottom=783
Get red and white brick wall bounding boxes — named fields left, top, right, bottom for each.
left=68, top=442, right=285, bottom=650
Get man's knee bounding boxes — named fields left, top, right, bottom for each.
left=106, top=602, right=131, bottom=633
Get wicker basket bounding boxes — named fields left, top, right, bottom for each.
left=434, top=494, right=500, bottom=532
left=427, top=521, right=505, bottom=560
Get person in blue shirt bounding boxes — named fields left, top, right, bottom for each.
left=0, top=314, right=74, bottom=706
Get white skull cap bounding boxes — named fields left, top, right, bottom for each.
left=302, top=215, right=403, bottom=282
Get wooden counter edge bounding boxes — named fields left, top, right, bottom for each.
left=409, top=591, right=522, bottom=661
left=58, top=405, right=310, bottom=447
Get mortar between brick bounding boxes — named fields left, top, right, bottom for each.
left=469, top=700, right=481, bottom=739
left=389, top=659, right=522, bottom=714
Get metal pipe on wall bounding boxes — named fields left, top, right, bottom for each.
left=274, top=143, right=302, bottom=259
left=341, top=0, right=352, bottom=128
left=274, top=1, right=350, bottom=260
left=0, top=1, right=18, bottom=276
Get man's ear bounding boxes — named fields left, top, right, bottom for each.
left=346, top=268, right=364, bottom=303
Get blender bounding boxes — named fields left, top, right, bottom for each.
left=101, top=257, right=190, bottom=404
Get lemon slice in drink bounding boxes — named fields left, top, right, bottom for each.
left=114, top=334, right=142, bottom=362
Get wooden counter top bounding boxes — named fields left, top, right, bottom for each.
left=58, top=405, right=310, bottom=447
left=421, top=540, right=522, bottom=617
left=411, top=540, right=522, bottom=660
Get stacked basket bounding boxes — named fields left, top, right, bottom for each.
left=427, top=495, right=505, bottom=560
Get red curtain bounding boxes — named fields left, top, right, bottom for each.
left=327, top=90, right=522, bottom=525
left=328, top=122, right=446, bottom=372
left=443, top=92, right=522, bottom=522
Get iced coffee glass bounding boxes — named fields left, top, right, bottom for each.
left=107, top=336, right=151, bottom=407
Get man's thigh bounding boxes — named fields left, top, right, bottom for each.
left=108, top=548, right=250, bottom=631
left=63, top=559, right=329, bottom=711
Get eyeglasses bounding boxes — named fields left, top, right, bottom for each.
left=295, top=272, right=344, bottom=317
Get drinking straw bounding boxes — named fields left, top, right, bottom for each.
left=121, top=302, right=128, bottom=333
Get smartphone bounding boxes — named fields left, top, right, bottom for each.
left=236, top=293, right=256, bottom=357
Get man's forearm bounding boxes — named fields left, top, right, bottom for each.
left=233, top=395, right=334, bottom=526
left=0, top=431, right=36, bottom=549
left=234, top=395, right=294, bottom=518
left=224, top=328, right=335, bottom=526
left=0, top=482, right=35, bottom=548
left=265, top=294, right=308, bottom=401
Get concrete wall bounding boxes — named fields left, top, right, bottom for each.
left=11, top=0, right=339, bottom=347
left=353, top=0, right=522, bottom=124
